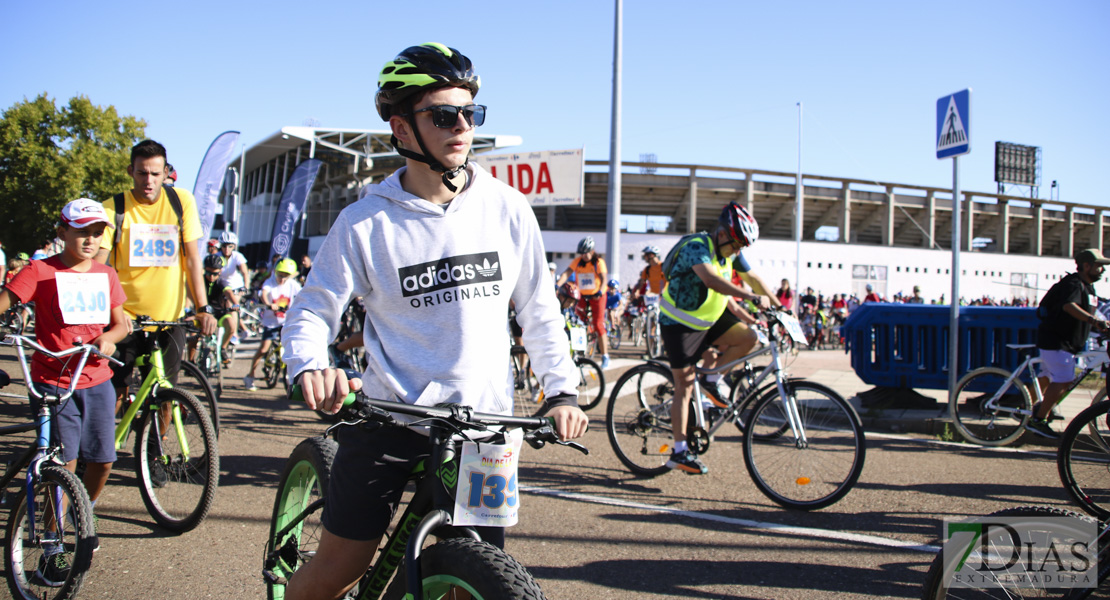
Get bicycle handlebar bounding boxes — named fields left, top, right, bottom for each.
left=131, top=315, right=202, bottom=333
left=291, top=385, right=588, bottom=455
left=0, top=333, right=123, bottom=366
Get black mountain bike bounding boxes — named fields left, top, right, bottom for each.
left=263, top=388, right=588, bottom=599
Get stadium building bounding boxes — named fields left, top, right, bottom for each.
left=220, top=126, right=1106, bottom=303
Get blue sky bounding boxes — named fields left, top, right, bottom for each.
left=2, top=0, right=1106, bottom=207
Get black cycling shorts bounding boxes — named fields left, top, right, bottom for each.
left=323, top=424, right=505, bottom=548
left=110, top=326, right=187, bottom=390
left=660, top=310, right=743, bottom=370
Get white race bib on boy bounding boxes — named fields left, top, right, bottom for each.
left=55, top=272, right=110, bottom=325
left=129, top=224, right=179, bottom=267
left=453, top=429, right=523, bottom=527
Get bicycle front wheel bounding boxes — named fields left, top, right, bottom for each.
left=608, top=322, right=622, bottom=350
left=264, top=437, right=336, bottom=600
left=135, top=388, right=220, bottom=533
left=1058, top=400, right=1110, bottom=520
left=575, top=356, right=605, bottom=411
left=382, top=537, right=544, bottom=600
left=949, top=367, right=1031, bottom=446
left=176, top=359, right=219, bottom=437
left=606, top=362, right=676, bottom=477
left=5, top=464, right=95, bottom=600
left=743, top=381, right=865, bottom=510
left=921, top=505, right=1101, bottom=599
left=510, top=347, right=541, bottom=418
left=264, top=347, right=283, bottom=389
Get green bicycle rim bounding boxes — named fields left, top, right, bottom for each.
left=272, top=459, right=318, bottom=580
left=419, top=575, right=482, bottom=599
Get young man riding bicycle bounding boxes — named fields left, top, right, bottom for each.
left=1028, top=248, right=1110, bottom=439
left=280, top=42, right=588, bottom=600
left=659, top=202, right=771, bottom=475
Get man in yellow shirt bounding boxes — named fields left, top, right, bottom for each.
left=96, top=140, right=216, bottom=400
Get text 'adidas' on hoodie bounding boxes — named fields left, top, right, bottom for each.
left=282, top=164, right=577, bottom=415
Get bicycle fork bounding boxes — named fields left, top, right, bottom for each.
left=771, top=351, right=809, bottom=449
left=26, top=404, right=62, bottom=547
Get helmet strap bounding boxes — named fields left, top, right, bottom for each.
left=391, top=117, right=469, bottom=193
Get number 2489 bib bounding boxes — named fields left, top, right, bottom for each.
left=130, top=224, right=179, bottom=267
left=453, top=430, right=523, bottom=527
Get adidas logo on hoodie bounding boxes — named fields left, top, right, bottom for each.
left=398, top=252, right=502, bottom=297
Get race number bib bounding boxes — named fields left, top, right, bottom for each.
left=453, top=430, right=523, bottom=527
left=778, top=313, right=809, bottom=345
left=578, top=272, right=597, bottom=293
left=568, top=325, right=588, bottom=352
left=55, top=272, right=110, bottom=325
left=129, top=224, right=179, bottom=267
left=643, top=294, right=660, bottom=306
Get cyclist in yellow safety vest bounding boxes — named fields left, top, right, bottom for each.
left=659, top=202, right=772, bottom=475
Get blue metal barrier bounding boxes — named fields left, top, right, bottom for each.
left=840, top=304, right=1038, bottom=390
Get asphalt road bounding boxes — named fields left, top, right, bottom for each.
left=0, top=340, right=1098, bottom=599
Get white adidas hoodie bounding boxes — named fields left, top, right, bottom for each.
left=282, top=163, right=577, bottom=415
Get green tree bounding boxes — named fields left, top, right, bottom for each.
left=0, top=94, right=145, bottom=254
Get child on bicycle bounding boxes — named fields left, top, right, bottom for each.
left=280, top=43, right=589, bottom=600
left=0, top=198, right=128, bottom=581
left=189, top=253, right=239, bottom=366
left=244, top=257, right=301, bottom=391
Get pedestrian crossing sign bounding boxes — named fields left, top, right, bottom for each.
left=936, top=89, right=971, bottom=159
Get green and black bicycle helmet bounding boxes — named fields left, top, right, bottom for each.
left=203, top=254, right=224, bottom=270
left=376, top=43, right=481, bottom=192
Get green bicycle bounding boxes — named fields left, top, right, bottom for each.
left=192, top=308, right=238, bottom=404
left=263, top=387, right=587, bottom=599
left=115, top=316, right=220, bottom=533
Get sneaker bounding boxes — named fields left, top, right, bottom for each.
left=33, top=552, right=69, bottom=587
left=244, top=376, right=257, bottom=391
left=1025, top=418, right=1059, bottom=440
left=91, top=513, right=99, bottom=552
left=229, top=335, right=240, bottom=346
left=665, top=449, right=708, bottom=475
left=698, top=377, right=729, bottom=408
left=601, top=355, right=611, bottom=369
left=150, top=460, right=169, bottom=488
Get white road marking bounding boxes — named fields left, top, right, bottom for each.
left=521, top=485, right=940, bottom=553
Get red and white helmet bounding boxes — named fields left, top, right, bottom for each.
left=719, top=202, right=759, bottom=247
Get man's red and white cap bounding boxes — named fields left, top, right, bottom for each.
left=61, top=198, right=111, bottom=229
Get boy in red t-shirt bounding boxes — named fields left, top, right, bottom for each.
left=0, top=199, right=127, bottom=568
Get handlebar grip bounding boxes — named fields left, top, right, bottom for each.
left=290, top=384, right=358, bottom=408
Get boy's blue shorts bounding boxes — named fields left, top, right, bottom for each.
left=32, top=379, right=117, bottom=464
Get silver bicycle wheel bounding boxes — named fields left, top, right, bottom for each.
left=743, top=381, right=865, bottom=510
left=948, top=367, right=1032, bottom=446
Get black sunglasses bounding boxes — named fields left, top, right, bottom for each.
left=204, top=270, right=221, bottom=276
left=410, top=104, right=487, bottom=129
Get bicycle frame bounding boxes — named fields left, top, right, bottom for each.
left=0, top=335, right=115, bottom=546
left=685, top=312, right=809, bottom=446
left=113, top=323, right=191, bottom=459
left=980, top=344, right=1108, bottom=417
